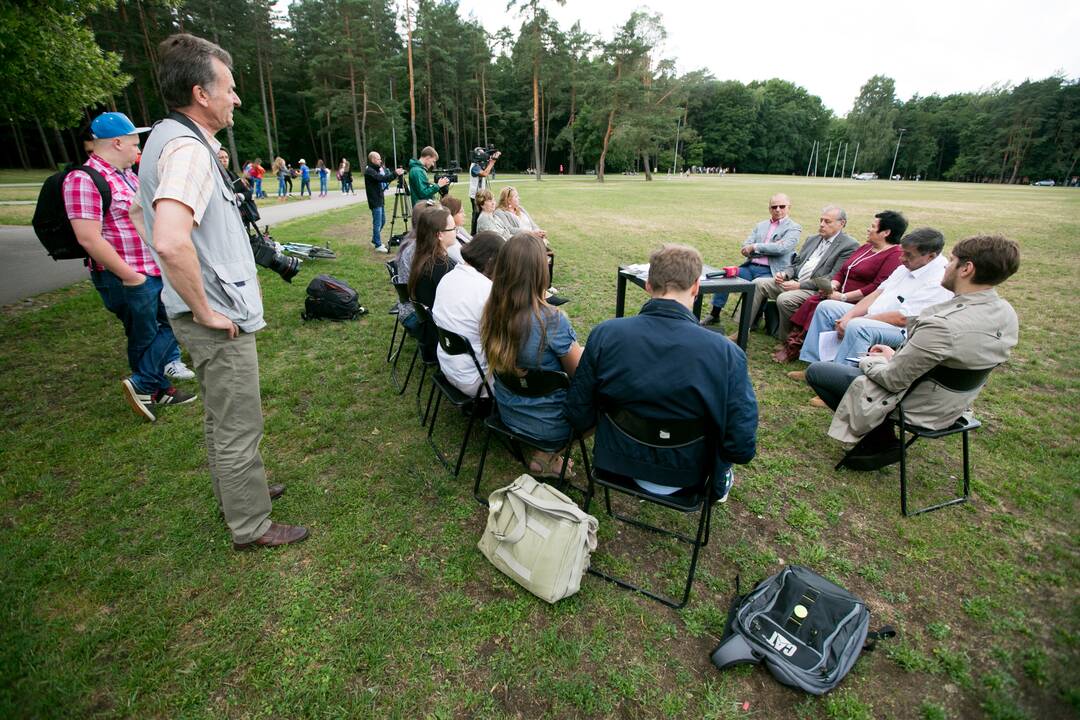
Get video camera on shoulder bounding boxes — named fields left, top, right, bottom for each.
left=434, top=160, right=462, bottom=185
left=471, top=145, right=499, bottom=165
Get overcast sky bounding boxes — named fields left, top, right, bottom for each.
left=451, top=0, right=1080, bottom=115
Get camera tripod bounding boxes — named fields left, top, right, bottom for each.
left=387, top=176, right=411, bottom=247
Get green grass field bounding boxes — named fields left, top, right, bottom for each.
left=1, top=174, right=1077, bottom=719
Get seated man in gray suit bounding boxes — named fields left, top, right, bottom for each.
left=805, top=234, right=1019, bottom=470
left=740, top=205, right=858, bottom=340
left=701, top=193, right=801, bottom=326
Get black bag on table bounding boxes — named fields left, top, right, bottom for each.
left=710, top=565, right=894, bottom=695
left=301, top=274, right=366, bottom=321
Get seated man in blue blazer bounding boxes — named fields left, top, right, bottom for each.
left=565, top=244, right=758, bottom=502
left=702, top=193, right=801, bottom=327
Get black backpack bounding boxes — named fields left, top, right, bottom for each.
left=301, top=274, right=366, bottom=321
left=710, top=565, right=895, bottom=695
left=32, top=164, right=112, bottom=261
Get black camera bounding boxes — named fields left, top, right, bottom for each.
left=434, top=160, right=462, bottom=185
left=471, top=145, right=498, bottom=165
left=232, top=176, right=301, bottom=283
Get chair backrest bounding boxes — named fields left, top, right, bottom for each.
left=604, top=407, right=707, bottom=449
left=385, top=259, right=398, bottom=282
left=903, top=364, right=996, bottom=403
left=494, top=368, right=569, bottom=398
left=412, top=300, right=434, bottom=326
left=393, top=281, right=411, bottom=305
left=436, top=324, right=491, bottom=397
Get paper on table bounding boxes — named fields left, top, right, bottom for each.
left=624, top=263, right=650, bottom=280
left=818, top=331, right=840, bottom=362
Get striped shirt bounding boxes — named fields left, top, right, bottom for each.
left=62, top=153, right=159, bottom=275
left=152, top=131, right=219, bottom=225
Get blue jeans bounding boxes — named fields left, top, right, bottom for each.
left=277, top=177, right=287, bottom=197
left=371, top=206, right=386, bottom=247
left=91, top=271, right=179, bottom=393
left=834, top=319, right=906, bottom=365
left=253, top=178, right=263, bottom=198
left=711, top=261, right=772, bottom=310
left=800, top=299, right=853, bottom=363
left=300, top=178, right=311, bottom=196
left=805, top=361, right=862, bottom=410
left=319, top=177, right=328, bottom=195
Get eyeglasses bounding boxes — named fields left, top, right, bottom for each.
left=770, top=204, right=788, bottom=210
left=440, top=227, right=456, bottom=233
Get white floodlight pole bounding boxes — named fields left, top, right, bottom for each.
left=850, top=142, right=860, bottom=176
left=806, top=140, right=817, bottom=176
left=672, top=111, right=682, bottom=174
left=889, top=128, right=907, bottom=179
left=840, top=143, right=848, bottom=178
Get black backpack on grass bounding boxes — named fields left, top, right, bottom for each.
left=32, top=164, right=112, bottom=261
left=301, top=274, right=366, bottom=321
left=710, top=565, right=895, bottom=695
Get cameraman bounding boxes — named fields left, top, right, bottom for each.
left=407, top=145, right=449, bottom=208
left=468, top=147, right=500, bottom=235
left=363, top=151, right=403, bottom=253
left=137, top=33, right=308, bottom=551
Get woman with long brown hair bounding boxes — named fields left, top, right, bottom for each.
left=409, top=205, right=456, bottom=361
left=481, top=233, right=583, bottom=477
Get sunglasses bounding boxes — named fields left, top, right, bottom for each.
left=770, top=204, right=788, bottom=210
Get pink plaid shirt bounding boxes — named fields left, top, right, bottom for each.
left=62, top=153, right=160, bottom=276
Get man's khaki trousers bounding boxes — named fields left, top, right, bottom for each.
left=172, top=314, right=272, bottom=544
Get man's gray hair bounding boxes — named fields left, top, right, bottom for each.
left=901, top=227, right=945, bottom=256
left=157, top=34, right=233, bottom=111
left=822, top=205, right=847, bottom=225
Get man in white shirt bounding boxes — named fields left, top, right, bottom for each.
left=797, top=228, right=952, bottom=369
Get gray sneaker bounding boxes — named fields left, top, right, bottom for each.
left=152, top=386, right=198, bottom=407
left=714, top=468, right=735, bottom=504
left=121, top=378, right=156, bottom=422
left=164, top=359, right=195, bottom=380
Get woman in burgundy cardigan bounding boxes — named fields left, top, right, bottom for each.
left=772, top=213, right=907, bottom=363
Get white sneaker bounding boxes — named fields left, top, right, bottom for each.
left=375, top=245, right=389, bottom=254
left=164, top=359, right=195, bottom=380
left=714, top=468, right=735, bottom=504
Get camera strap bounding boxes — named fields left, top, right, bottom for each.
left=166, top=111, right=238, bottom=203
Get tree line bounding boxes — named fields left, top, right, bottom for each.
left=1, top=0, right=1077, bottom=184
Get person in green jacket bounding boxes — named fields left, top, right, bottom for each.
left=408, top=146, right=449, bottom=207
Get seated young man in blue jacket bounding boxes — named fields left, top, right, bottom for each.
left=564, top=244, right=759, bottom=502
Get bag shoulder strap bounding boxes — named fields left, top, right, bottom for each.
left=863, top=625, right=897, bottom=652
left=165, top=112, right=233, bottom=190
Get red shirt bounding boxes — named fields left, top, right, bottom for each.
left=250, top=163, right=265, bottom=179
left=62, top=153, right=159, bottom=276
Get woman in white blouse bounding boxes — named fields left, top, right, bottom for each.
left=431, top=231, right=505, bottom=396
left=494, top=186, right=547, bottom=241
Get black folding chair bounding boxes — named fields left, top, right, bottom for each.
left=408, top=302, right=441, bottom=424
left=473, top=368, right=590, bottom=505
left=584, top=408, right=714, bottom=608
left=385, top=260, right=402, bottom=363
left=835, top=364, right=995, bottom=517
left=417, top=310, right=493, bottom=476
left=389, top=279, right=422, bottom=395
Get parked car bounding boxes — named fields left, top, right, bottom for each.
left=1032, top=179, right=1055, bottom=186
left=853, top=172, right=878, bottom=181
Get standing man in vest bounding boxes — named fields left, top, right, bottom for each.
left=468, top=146, right=500, bottom=235
left=363, top=151, right=403, bottom=253
left=64, top=111, right=196, bottom=422
left=135, top=34, right=308, bottom=550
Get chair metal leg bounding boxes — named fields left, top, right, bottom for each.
left=901, top=428, right=971, bottom=517
left=587, top=495, right=711, bottom=608
left=453, top=408, right=480, bottom=477
left=422, top=377, right=438, bottom=427
left=473, top=426, right=493, bottom=506
left=414, top=363, right=430, bottom=421
left=386, top=317, right=400, bottom=363
left=395, top=342, right=419, bottom=396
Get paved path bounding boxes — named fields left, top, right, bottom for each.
left=0, top=192, right=368, bottom=306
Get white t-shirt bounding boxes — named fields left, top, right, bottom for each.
left=432, top=263, right=491, bottom=396
left=868, top=254, right=952, bottom=317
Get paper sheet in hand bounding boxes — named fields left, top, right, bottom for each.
left=818, top=331, right=840, bottom=362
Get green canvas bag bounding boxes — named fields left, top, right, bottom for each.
left=478, top=474, right=598, bottom=603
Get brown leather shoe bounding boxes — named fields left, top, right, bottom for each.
left=809, top=396, right=828, bottom=408
left=233, top=522, right=309, bottom=551
left=268, top=484, right=285, bottom=500
left=787, top=370, right=806, bottom=382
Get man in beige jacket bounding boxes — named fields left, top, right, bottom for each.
left=804, top=234, right=1020, bottom=471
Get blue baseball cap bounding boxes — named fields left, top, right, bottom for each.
left=90, top=112, right=151, bottom=139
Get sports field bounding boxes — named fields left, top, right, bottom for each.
left=1, top=174, right=1077, bottom=719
